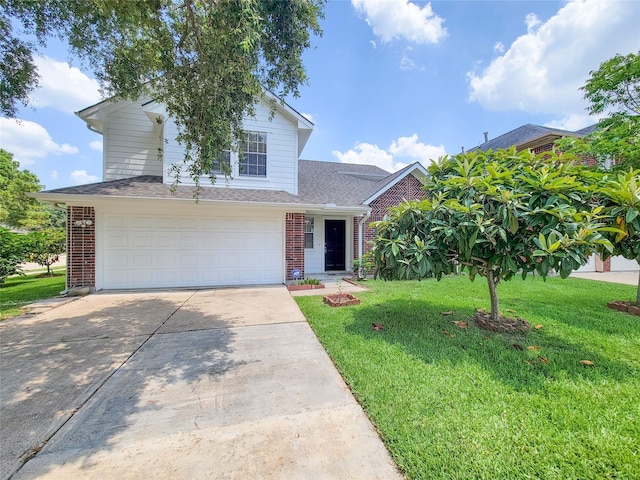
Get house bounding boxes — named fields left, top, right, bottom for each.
left=471, top=123, right=598, bottom=157
left=472, top=124, right=638, bottom=273
left=34, top=94, right=428, bottom=291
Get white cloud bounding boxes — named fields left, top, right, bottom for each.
left=389, top=134, right=446, bottom=160
left=29, top=56, right=102, bottom=113
left=89, top=139, right=103, bottom=151
left=544, top=113, right=594, bottom=131
left=400, top=55, right=416, bottom=71
left=352, top=0, right=447, bottom=44
left=333, top=134, right=446, bottom=172
left=467, top=0, right=639, bottom=119
left=333, top=143, right=397, bottom=171
left=70, top=170, right=99, bottom=185
left=50, top=170, right=58, bottom=180
left=493, top=42, right=505, bottom=53
left=301, top=112, right=314, bottom=123
left=370, top=40, right=377, bottom=49
left=0, top=118, right=79, bottom=166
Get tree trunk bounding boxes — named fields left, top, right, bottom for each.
left=486, top=270, right=500, bottom=323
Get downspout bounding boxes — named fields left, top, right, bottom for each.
left=86, top=124, right=102, bottom=135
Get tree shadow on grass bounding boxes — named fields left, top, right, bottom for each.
left=0, top=292, right=247, bottom=480
left=346, top=296, right=640, bottom=392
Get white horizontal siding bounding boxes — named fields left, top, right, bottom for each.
left=104, top=102, right=164, bottom=180
left=163, top=98, right=298, bottom=193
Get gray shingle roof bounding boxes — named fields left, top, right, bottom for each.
left=471, top=124, right=597, bottom=152
left=43, top=175, right=306, bottom=204
left=297, top=160, right=391, bottom=206
left=39, top=160, right=425, bottom=208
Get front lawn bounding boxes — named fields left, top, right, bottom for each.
left=1, top=270, right=66, bottom=320
left=296, top=276, right=640, bottom=480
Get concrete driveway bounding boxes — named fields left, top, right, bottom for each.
left=1, top=286, right=401, bottom=480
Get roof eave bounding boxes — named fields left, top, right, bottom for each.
left=362, top=163, right=429, bottom=205
left=30, top=191, right=368, bottom=214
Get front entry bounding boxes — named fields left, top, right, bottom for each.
left=324, top=220, right=346, bottom=271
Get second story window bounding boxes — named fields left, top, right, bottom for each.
left=239, top=132, right=267, bottom=177
left=211, top=150, right=231, bottom=175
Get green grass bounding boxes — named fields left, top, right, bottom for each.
left=296, top=275, right=640, bottom=480
left=0, top=270, right=66, bottom=319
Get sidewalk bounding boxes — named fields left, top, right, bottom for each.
left=571, top=270, right=639, bottom=286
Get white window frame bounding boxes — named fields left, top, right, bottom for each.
left=305, top=217, right=314, bottom=249
left=239, top=131, right=267, bottom=177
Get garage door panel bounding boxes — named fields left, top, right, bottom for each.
left=102, top=212, right=283, bottom=289
left=106, top=234, right=128, bottom=248
left=610, top=256, right=639, bottom=271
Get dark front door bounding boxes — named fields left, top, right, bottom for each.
left=325, top=220, right=346, bottom=271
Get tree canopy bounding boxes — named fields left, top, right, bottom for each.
left=371, top=149, right=614, bottom=328
left=558, top=51, right=640, bottom=171
left=1, top=0, right=324, bottom=187
left=597, top=169, right=640, bottom=303
left=0, top=148, right=51, bottom=229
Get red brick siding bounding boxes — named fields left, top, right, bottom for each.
left=285, top=213, right=305, bottom=281
left=356, top=175, right=427, bottom=260
left=67, top=206, right=96, bottom=288
left=603, top=257, right=611, bottom=272
left=531, top=142, right=597, bottom=167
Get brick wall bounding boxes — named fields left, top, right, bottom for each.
left=285, top=213, right=305, bottom=281
left=67, top=206, right=96, bottom=288
left=531, top=143, right=597, bottom=167
left=355, top=174, right=427, bottom=260
left=531, top=143, right=554, bottom=154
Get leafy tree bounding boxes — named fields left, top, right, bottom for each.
left=25, top=227, right=66, bottom=275
left=0, top=148, right=50, bottom=229
left=1, top=0, right=324, bottom=188
left=597, top=169, right=640, bottom=303
left=371, top=149, right=614, bottom=328
left=558, top=52, right=640, bottom=171
left=0, top=227, right=29, bottom=284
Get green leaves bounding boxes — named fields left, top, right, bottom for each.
left=2, top=0, right=324, bottom=189
left=371, top=148, right=630, bottom=319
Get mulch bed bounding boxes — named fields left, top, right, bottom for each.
left=474, top=309, right=531, bottom=333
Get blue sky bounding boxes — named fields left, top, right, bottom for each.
left=1, top=0, right=638, bottom=190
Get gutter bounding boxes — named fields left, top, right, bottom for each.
left=30, top=191, right=369, bottom=214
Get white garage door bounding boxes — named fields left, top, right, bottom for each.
left=610, top=255, right=639, bottom=272
left=575, top=254, right=596, bottom=272
left=101, top=212, right=283, bottom=289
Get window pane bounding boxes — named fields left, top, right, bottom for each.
left=305, top=233, right=313, bottom=249
left=239, top=131, right=267, bottom=177
left=211, top=150, right=231, bottom=174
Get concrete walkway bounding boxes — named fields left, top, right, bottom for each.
left=289, top=278, right=369, bottom=297
left=1, top=286, right=401, bottom=480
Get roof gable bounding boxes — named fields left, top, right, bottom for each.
left=362, top=162, right=428, bottom=205
left=76, top=91, right=314, bottom=154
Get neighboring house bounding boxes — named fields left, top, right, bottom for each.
left=471, top=123, right=598, bottom=157
left=34, top=94, right=428, bottom=291
left=472, top=124, right=637, bottom=273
